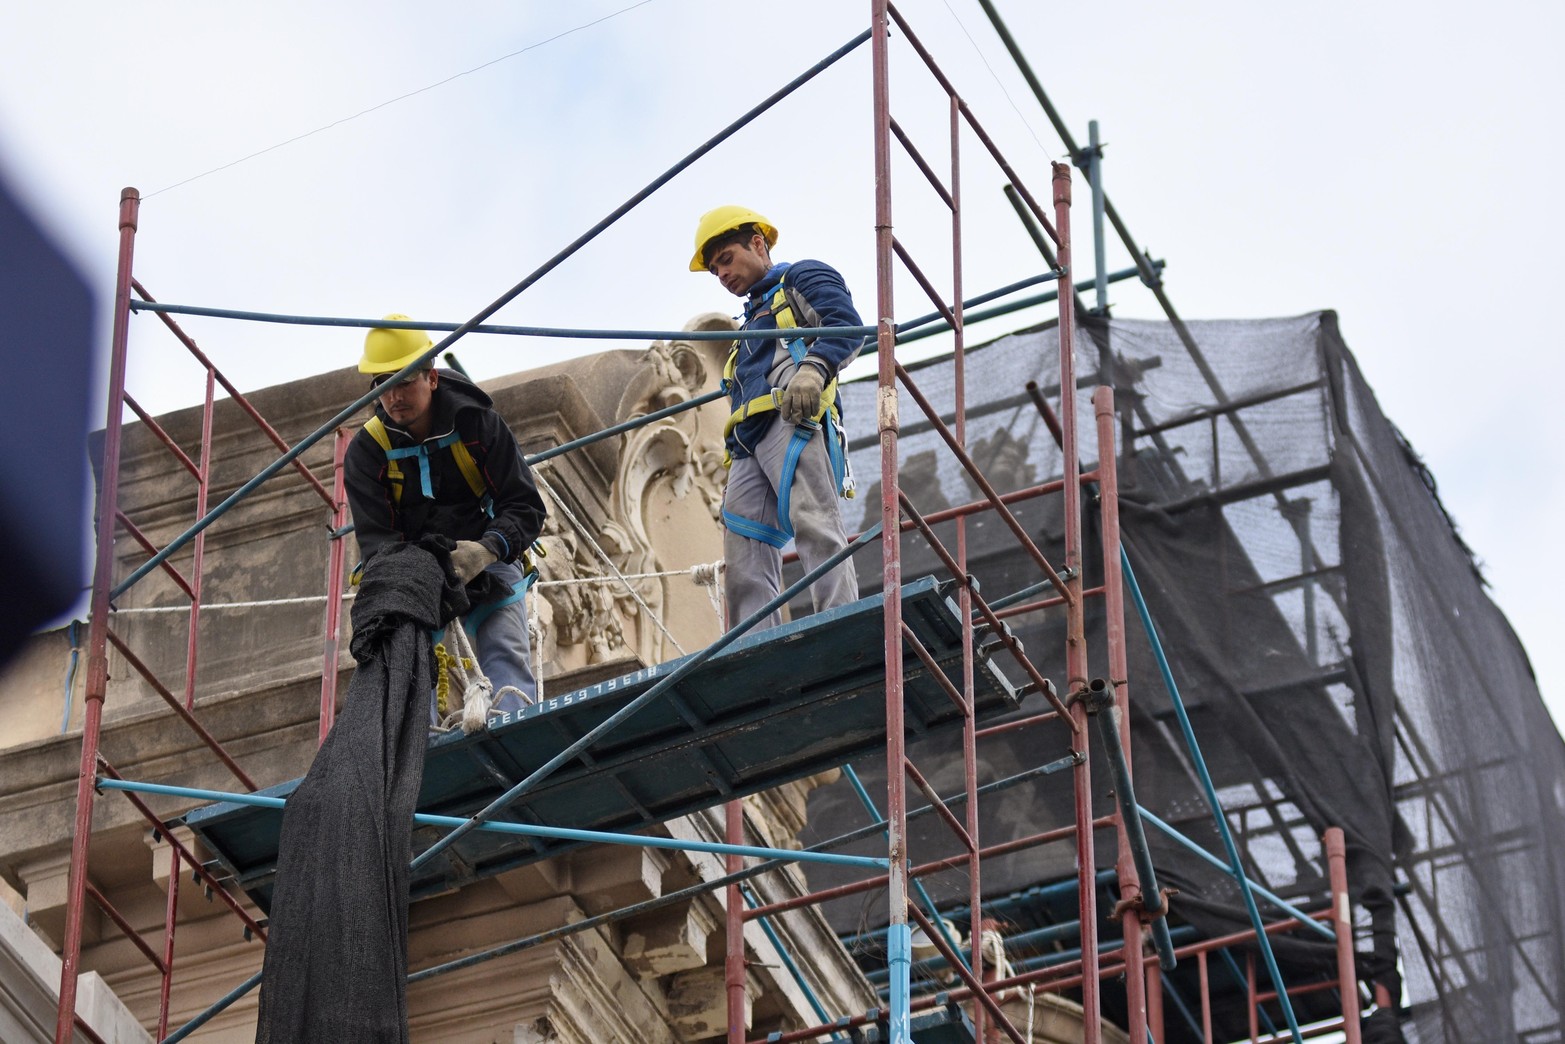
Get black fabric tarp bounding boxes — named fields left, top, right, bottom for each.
left=797, top=311, right=1565, bottom=1043
left=254, top=540, right=468, bottom=1044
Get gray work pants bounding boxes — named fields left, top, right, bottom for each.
left=723, top=417, right=858, bottom=631
left=431, top=559, right=535, bottom=725
left=471, top=560, right=535, bottom=715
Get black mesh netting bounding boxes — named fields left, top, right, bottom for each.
left=255, top=539, right=473, bottom=1044
left=797, top=311, right=1565, bottom=1043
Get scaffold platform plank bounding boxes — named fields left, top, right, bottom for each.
left=182, top=577, right=1022, bottom=910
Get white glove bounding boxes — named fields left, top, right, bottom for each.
left=450, top=540, right=497, bottom=584
left=780, top=364, right=826, bottom=425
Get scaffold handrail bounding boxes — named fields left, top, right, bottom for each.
left=125, top=259, right=1103, bottom=351
left=96, top=778, right=888, bottom=870
left=126, top=300, right=876, bottom=344
left=120, top=260, right=1135, bottom=361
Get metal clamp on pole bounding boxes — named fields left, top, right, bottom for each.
left=1083, top=677, right=1179, bottom=971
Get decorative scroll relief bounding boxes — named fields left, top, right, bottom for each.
left=535, top=319, right=733, bottom=673
left=533, top=511, right=628, bottom=671
left=605, top=330, right=731, bottom=664
left=644, top=337, right=709, bottom=409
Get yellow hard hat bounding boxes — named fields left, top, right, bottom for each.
left=688, top=205, right=778, bottom=272
left=359, top=314, right=434, bottom=374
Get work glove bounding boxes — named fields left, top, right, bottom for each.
left=780, top=363, right=826, bottom=425
left=450, top=540, right=497, bottom=585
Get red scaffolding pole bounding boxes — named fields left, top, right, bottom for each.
left=54, top=187, right=139, bottom=1044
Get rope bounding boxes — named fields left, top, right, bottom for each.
left=432, top=640, right=464, bottom=721
left=535, top=566, right=716, bottom=587
left=527, top=594, right=546, bottom=705
left=110, top=563, right=724, bottom=614
left=532, top=470, right=686, bottom=657
left=689, top=559, right=726, bottom=624
left=112, top=556, right=724, bottom=640
left=433, top=622, right=508, bottom=735
left=114, top=593, right=354, bottom=613
left=979, top=927, right=1016, bottom=1002
left=936, top=0, right=1056, bottom=166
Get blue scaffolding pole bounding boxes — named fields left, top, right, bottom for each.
left=97, top=778, right=888, bottom=871
left=1121, top=546, right=1310, bottom=1043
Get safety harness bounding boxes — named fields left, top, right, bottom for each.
left=355, top=415, right=544, bottom=598
left=720, top=271, right=854, bottom=550
left=365, top=414, right=492, bottom=515
left=361, top=415, right=544, bottom=720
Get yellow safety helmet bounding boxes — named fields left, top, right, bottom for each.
left=688, top=205, right=779, bottom=272
left=359, top=314, right=434, bottom=374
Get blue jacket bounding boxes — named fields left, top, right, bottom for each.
left=727, top=260, right=864, bottom=459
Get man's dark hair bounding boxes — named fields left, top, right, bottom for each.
left=702, top=224, right=765, bottom=269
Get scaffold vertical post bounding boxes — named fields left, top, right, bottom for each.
left=157, top=845, right=181, bottom=1040
left=727, top=799, right=747, bottom=1043
left=1088, top=120, right=1108, bottom=318
left=1149, top=968, right=1164, bottom=1043
left=183, top=367, right=216, bottom=710
left=947, top=88, right=989, bottom=1044
left=1248, top=953, right=1259, bottom=1043
left=1326, top=827, right=1363, bottom=1043
left=1095, top=385, right=1146, bottom=1040
left=56, top=186, right=140, bottom=1044
left=320, top=427, right=351, bottom=743
left=1055, top=160, right=1100, bottom=1042
left=870, top=2, right=910, bottom=1040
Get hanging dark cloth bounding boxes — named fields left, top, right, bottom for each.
left=255, top=539, right=468, bottom=1043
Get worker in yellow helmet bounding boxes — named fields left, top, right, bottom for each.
left=690, top=207, right=864, bottom=629
left=344, top=315, right=548, bottom=720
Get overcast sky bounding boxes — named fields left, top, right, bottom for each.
left=4, top=1, right=1561, bottom=727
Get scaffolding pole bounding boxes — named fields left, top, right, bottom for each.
left=54, top=187, right=138, bottom=1044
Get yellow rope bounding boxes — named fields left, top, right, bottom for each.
left=433, top=642, right=453, bottom=717
left=432, top=640, right=476, bottom=718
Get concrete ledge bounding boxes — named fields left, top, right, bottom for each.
left=0, top=899, right=151, bottom=1043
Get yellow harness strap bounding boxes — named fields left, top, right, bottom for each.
left=448, top=441, right=486, bottom=501
left=356, top=416, right=544, bottom=585
left=363, top=415, right=487, bottom=504
left=721, top=281, right=839, bottom=466
left=364, top=416, right=403, bottom=501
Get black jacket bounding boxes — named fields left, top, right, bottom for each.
left=344, top=369, right=546, bottom=565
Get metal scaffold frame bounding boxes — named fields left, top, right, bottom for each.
left=48, top=3, right=1371, bottom=1043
